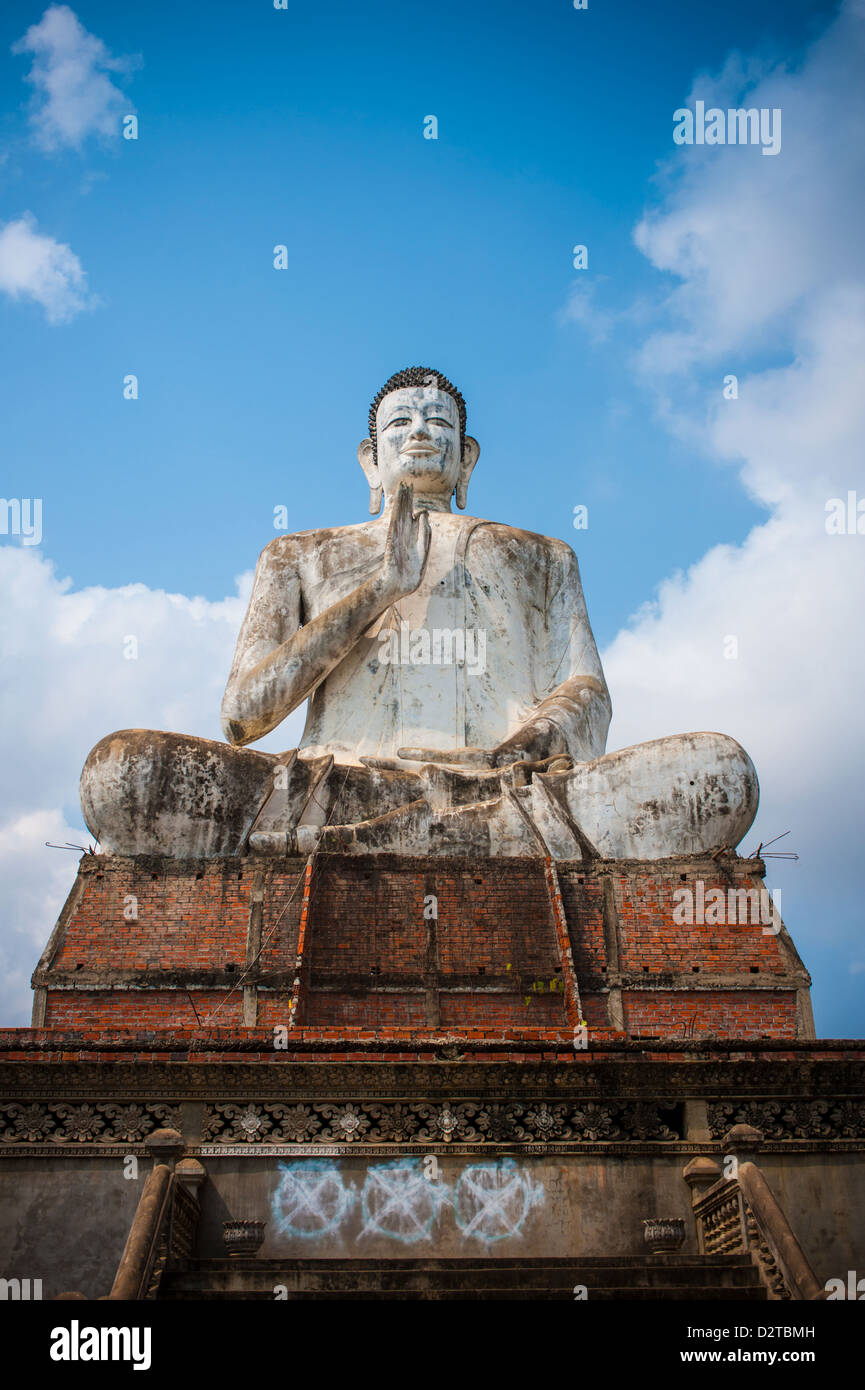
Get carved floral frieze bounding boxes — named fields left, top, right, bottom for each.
left=708, top=1099, right=865, bottom=1140
left=0, top=1101, right=180, bottom=1144
left=199, top=1099, right=680, bottom=1146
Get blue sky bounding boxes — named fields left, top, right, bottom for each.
left=1, top=0, right=863, bottom=1035
left=0, top=0, right=836, bottom=623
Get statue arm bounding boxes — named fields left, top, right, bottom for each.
left=222, top=486, right=431, bottom=746
left=221, top=540, right=399, bottom=746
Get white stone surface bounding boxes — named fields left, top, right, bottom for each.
left=80, top=374, right=760, bottom=859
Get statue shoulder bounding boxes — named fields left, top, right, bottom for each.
left=257, top=520, right=378, bottom=567
left=472, top=520, right=578, bottom=569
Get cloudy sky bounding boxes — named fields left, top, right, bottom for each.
left=0, top=0, right=862, bottom=1033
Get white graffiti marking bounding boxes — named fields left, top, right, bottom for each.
left=269, top=1157, right=546, bottom=1245
left=453, top=1160, right=544, bottom=1242
left=271, top=1160, right=354, bottom=1237
left=359, top=1161, right=442, bottom=1242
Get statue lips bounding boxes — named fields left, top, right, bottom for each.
left=400, top=445, right=440, bottom=457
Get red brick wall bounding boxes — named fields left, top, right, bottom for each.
left=306, top=859, right=559, bottom=977
left=308, top=863, right=428, bottom=975
left=256, top=866, right=309, bottom=976
left=301, top=857, right=566, bottom=1027
left=44, top=989, right=244, bottom=1028
left=433, top=867, right=558, bottom=978
left=558, top=873, right=606, bottom=978
left=438, top=991, right=564, bottom=1028
left=556, top=864, right=800, bottom=1039
left=36, top=853, right=807, bottom=1041
left=622, top=989, right=798, bottom=1039
left=580, top=994, right=614, bottom=1032
left=275, top=992, right=427, bottom=1028
left=611, top=869, right=789, bottom=976
left=53, top=862, right=253, bottom=972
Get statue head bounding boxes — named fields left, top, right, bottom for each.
left=358, top=366, right=480, bottom=515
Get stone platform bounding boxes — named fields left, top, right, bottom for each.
left=32, top=850, right=812, bottom=1041
left=4, top=847, right=848, bottom=1302
left=1, top=1033, right=863, bottom=1297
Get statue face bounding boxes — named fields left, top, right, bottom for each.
left=375, top=386, right=461, bottom=499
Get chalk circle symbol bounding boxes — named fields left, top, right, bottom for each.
left=360, top=1161, right=439, bottom=1242
left=272, top=1160, right=353, bottom=1238
left=453, top=1159, right=541, bottom=1242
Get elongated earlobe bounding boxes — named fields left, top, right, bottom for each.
left=455, top=436, right=480, bottom=510
left=357, top=437, right=382, bottom=515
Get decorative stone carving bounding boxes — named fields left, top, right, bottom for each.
left=222, top=1220, right=266, bottom=1258
left=0, top=1101, right=181, bottom=1145
left=4, top=1053, right=862, bottom=1105
left=699, top=1189, right=746, bottom=1255
left=709, top=1099, right=865, bottom=1141
left=643, top=1218, right=686, bottom=1253
left=198, top=1098, right=679, bottom=1146
left=745, top=1204, right=791, bottom=1299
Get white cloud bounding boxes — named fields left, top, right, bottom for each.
left=600, top=0, right=865, bottom=1026
left=0, top=213, right=92, bottom=322
left=11, top=4, right=136, bottom=151
left=0, top=547, right=305, bottom=1025
left=633, top=3, right=865, bottom=374
left=0, top=808, right=86, bottom=1024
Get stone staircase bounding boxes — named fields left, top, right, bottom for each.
left=159, top=1254, right=767, bottom=1300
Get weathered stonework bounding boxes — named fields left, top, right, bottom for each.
left=76, top=371, right=759, bottom=861
left=5, top=370, right=854, bottom=1303
left=30, top=850, right=810, bottom=1041
left=1, top=1038, right=862, bottom=1296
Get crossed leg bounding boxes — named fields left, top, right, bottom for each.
left=81, top=729, right=757, bottom=861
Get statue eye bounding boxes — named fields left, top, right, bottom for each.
left=427, top=418, right=452, bottom=427
left=385, top=417, right=411, bottom=428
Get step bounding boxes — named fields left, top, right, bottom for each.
left=159, top=1254, right=766, bottom=1301
left=162, top=1286, right=768, bottom=1302
left=170, top=1254, right=755, bottom=1270
left=163, top=1263, right=760, bottom=1293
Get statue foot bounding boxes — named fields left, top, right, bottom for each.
left=248, top=826, right=323, bottom=856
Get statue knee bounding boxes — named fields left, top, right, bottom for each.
left=80, top=730, right=277, bottom=858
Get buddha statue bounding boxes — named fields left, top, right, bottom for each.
left=80, top=367, right=758, bottom=860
